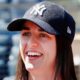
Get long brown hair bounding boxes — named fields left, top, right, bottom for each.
left=55, top=35, right=77, bottom=80
left=15, top=35, right=77, bottom=80
left=16, top=53, right=28, bottom=80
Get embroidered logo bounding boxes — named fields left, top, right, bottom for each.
left=67, top=26, right=71, bottom=34
left=30, top=4, right=46, bottom=16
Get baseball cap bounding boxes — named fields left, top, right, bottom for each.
left=7, top=1, right=75, bottom=44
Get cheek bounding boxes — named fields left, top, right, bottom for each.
left=21, top=40, right=28, bottom=53
left=49, top=44, right=56, bottom=60
left=19, top=40, right=28, bottom=62
left=41, top=41, right=57, bottom=60
left=42, top=41, right=56, bottom=54
left=49, top=41, right=56, bottom=58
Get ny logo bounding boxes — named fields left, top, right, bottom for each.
left=30, top=4, right=46, bottom=16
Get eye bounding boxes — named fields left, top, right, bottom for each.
left=39, top=32, right=52, bottom=40
left=22, top=32, right=31, bottom=37
left=39, top=33, right=49, bottom=38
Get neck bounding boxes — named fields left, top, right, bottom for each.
left=28, top=67, right=55, bottom=80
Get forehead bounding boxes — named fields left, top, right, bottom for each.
left=23, top=21, right=44, bottom=31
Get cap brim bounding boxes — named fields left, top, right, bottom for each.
left=7, top=17, right=59, bottom=35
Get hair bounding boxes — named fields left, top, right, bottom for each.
left=55, top=35, right=77, bottom=80
left=15, top=35, right=77, bottom=80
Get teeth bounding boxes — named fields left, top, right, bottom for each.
left=27, top=52, right=42, bottom=56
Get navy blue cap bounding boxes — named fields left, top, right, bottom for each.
left=7, top=1, right=75, bottom=44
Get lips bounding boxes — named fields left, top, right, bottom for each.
left=25, top=51, right=43, bottom=60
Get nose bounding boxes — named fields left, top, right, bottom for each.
left=28, top=37, right=39, bottom=48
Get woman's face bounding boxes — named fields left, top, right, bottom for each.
left=20, top=21, right=57, bottom=71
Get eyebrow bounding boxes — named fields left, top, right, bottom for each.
left=38, top=28, right=45, bottom=32
left=23, top=26, right=30, bottom=30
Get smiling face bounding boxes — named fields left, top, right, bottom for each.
left=20, top=21, right=57, bottom=72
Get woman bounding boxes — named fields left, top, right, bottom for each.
left=7, top=1, right=77, bottom=80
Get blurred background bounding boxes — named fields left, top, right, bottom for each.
left=0, top=0, right=80, bottom=80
